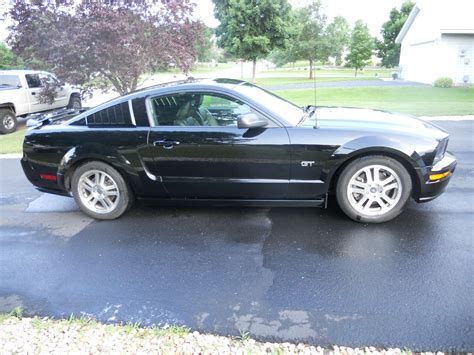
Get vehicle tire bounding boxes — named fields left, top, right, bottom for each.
left=336, top=155, right=412, bottom=223
left=67, top=95, right=82, bottom=109
left=71, top=161, right=133, bottom=220
left=0, top=109, right=18, bottom=134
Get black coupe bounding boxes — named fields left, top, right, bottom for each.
left=21, top=78, right=456, bottom=223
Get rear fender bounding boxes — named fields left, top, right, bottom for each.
left=57, top=144, right=140, bottom=192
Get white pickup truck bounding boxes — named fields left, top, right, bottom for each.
left=0, top=70, right=81, bottom=134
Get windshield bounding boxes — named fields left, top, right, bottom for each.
left=0, top=75, right=21, bottom=87
left=234, top=83, right=303, bottom=126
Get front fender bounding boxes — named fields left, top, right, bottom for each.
left=323, top=135, right=436, bottom=195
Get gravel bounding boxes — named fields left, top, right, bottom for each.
left=0, top=316, right=448, bottom=355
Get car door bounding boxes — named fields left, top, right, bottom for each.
left=39, top=73, right=69, bottom=109
left=147, top=91, right=291, bottom=199
left=24, top=73, right=50, bottom=113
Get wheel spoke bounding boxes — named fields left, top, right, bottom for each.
left=382, top=175, right=396, bottom=185
left=351, top=180, right=367, bottom=189
left=350, top=187, right=365, bottom=195
left=381, top=194, right=396, bottom=204
left=363, top=168, right=373, bottom=183
left=99, top=173, right=106, bottom=187
left=362, top=197, right=373, bottom=210
left=373, top=167, right=380, bottom=183
left=383, top=182, right=398, bottom=192
left=374, top=197, right=387, bottom=210
left=105, top=190, right=118, bottom=197
left=84, top=177, right=95, bottom=188
left=101, top=197, right=113, bottom=209
left=82, top=185, right=93, bottom=193
left=90, top=197, right=99, bottom=207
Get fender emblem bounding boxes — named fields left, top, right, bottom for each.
left=301, top=161, right=315, bottom=167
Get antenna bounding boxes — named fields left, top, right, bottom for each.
left=313, top=62, right=318, bottom=128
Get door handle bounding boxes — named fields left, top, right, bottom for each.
left=31, top=92, right=37, bottom=95
left=153, top=140, right=180, bottom=149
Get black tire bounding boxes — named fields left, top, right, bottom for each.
left=71, top=161, right=133, bottom=220
left=0, top=109, right=18, bottom=134
left=67, top=95, right=82, bottom=109
left=336, top=155, right=412, bottom=223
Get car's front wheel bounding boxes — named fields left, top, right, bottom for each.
left=71, top=161, right=133, bottom=220
left=336, top=155, right=412, bottom=223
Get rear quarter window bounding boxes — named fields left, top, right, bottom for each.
left=86, top=102, right=133, bottom=126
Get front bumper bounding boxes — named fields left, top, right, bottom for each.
left=415, top=152, right=457, bottom=203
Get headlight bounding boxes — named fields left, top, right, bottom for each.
left=433, top=138, right=448, bottom=164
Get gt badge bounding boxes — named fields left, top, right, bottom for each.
left=301, top=161, right=315, bottom=167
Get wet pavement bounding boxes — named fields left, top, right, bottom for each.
left=0, top=120, right=472, bottom=351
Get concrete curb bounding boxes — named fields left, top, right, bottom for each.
left=0, top=154, right=22, bottom=159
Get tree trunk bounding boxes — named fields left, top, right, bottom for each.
left=309, top=59, right=313, bottom=80
left=252, top=59, right=257, bottom=84
left=354, top=68, right=358, bottom=78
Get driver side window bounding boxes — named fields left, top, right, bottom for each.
left=150, top=93, right=266, bottom=127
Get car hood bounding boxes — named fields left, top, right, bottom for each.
left=305, top=107, right=448, bottom=141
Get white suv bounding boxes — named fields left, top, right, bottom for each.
left=0, top=70, right=81, bottom=134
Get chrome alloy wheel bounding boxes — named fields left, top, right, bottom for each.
left=346, top=164, right=402, bottom=216
left=3, top=114, right=15, bottom=130
left=78, top=170, right=120, bottom=214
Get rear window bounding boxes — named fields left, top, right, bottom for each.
left=0, top=75, right=21, bottom=87
left=86, top=102, right=133, bottom=126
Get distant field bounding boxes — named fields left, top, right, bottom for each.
left=190, top=62, right=235, bottom=75
left=250, top=76, right=378, bottom=87
left=266, top=65, right=393, bottom=78
left=275, top=87, right=474, bottom=116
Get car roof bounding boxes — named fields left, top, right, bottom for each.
left=128, top=78, right=247, bottom=95
left=91, top=78, right=250, bottom=110
left=0, top=69, right=49, bottom=75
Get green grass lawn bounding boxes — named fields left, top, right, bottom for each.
left=0, top=128, right=25, bottom=154
left=276, top=87, right=474, bottom=116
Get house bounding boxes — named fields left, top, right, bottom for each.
left=395, top=0, right=474, bottom=85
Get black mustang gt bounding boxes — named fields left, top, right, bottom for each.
left=21, top=78, right=456, bottom=223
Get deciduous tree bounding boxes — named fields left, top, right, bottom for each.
left=213, top=0, right=292, bottom=83
left=325, top=16, right=350, bottom=66
left=292, top=0, right=327, bottom=79
left=8, top=0, right=203, bottom=95
left=376, top=1, right=414, bottom=68
left=345, top=20, right=374, bottom=77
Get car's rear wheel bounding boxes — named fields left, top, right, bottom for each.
left=67, top=95, right=82, bottom=109
left=0, top=109, right=18, bottom=134
left=336, top=155, right=412, bottom=223
left=71, top=161, right=133, bottom=220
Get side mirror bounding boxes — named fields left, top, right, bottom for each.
left=237, top=113, right=267, bottom=129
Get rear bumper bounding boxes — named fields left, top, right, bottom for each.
left=21, top=154, right=69, bottom=196
left=415, top=152, right=457, bottom=203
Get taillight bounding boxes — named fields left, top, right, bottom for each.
left=40, top=174, right=57, bottom=181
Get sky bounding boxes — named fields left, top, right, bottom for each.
left=0, top=0, right=405, bottom=42
left=194, top=0, right=406, bottom=38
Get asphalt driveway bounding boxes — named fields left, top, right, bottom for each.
left=0, top=120, right=472, bottom=351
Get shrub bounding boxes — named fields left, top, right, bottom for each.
left=434, top=77, right=453, bottom=88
